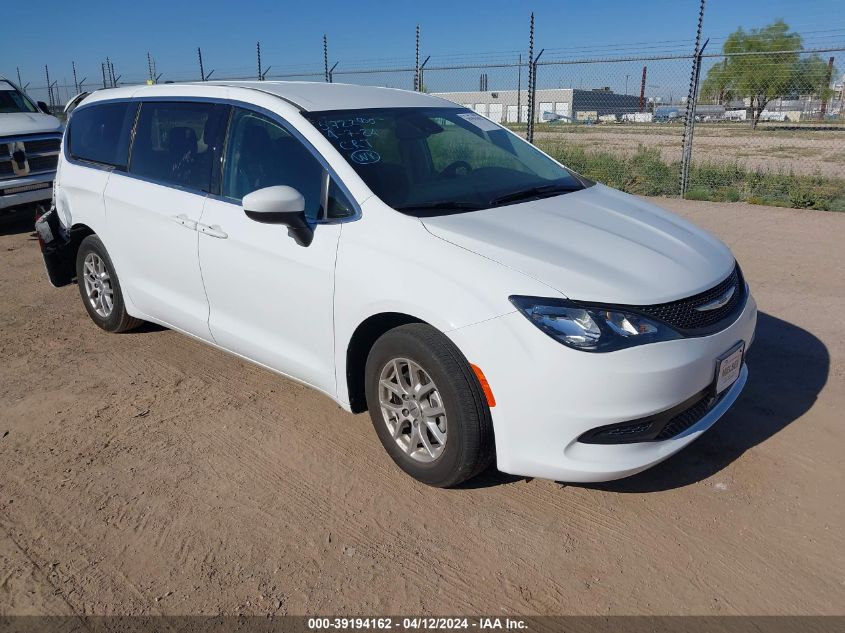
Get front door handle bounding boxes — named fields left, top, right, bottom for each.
left=198, top=223, right=228, bottom=239
left=171, top=214, right=198, bottom=231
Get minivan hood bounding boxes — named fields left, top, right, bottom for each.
left=0, top=112, right=63, bottom=137
left=420, top=184, right=735, bottom=305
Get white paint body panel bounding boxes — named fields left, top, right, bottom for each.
left=199, top=197, right=341, bottom=396
left=55, top=81, right=757, bottom=483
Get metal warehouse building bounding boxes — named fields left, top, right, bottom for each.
left=432, top=88, right=642, bottom=123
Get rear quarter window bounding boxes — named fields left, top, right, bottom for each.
left=68, top=102, right=137, bottom=168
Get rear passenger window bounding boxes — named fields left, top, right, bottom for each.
left=129, top=102, right=226, bottom=192
left=68, top=102, right=136, bottom=168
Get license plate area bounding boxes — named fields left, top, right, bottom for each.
left=714, top=342, right=744, bottom=395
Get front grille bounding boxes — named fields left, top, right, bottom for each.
left=1, top=135, right=62, bottom=181
left=22, top=138, right=61, bottom=154
left=26, top=155, right=59, bottom=173
left=0, top=155, right=58, bottom=179
left=628, top=264, right=745, bottom=334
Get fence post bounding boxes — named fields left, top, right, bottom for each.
left=323, top=35, right=329, bottom=82
left=72, top=61, right=79, bottom=95
left=419, top=56, right=430, bottom=93
left=529, top=49, right=544, bottom=144
left=820, top=56, right=834, bottom=119
left=680, top=0, right=706, bottom=198
left=257, top=41, right=262, bottom=80
left=526, top=12, right=535, bottom=142
left=44, top=65, right=53, bottom=109
left=198, top=47, right=206, bottom=81
left=414, top=25, right=420, bottom=91
left=517, top=54, right=522, bottom=124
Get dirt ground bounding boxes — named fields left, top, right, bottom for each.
left=1, top=198, right=843, bottom=616
left=534, top=124, right=845, bottom=176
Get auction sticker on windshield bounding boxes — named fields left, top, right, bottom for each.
left=456, top=112, right=500, bottom=132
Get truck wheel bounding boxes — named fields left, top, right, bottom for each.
left=364, top=323, right=495, bottom=487
left=75, top=235, right=143, bottom=333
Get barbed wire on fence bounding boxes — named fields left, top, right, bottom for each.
left=6, top=21, right=844, bottom=211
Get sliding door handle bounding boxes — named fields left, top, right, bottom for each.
left=198, top=223, right=228, bottom=239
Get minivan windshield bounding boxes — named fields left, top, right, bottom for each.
left=303, top=107, right=584, bottom=215
left=0, top=81, right=39, bottom=114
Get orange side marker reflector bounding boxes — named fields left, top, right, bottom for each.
left=470, top=363, right=496, bottom=408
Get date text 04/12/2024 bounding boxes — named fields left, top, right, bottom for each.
left=306, top=617, right=528, bottom=630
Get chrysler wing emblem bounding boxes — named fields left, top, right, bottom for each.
left=695, top=285, right=735, bottom=312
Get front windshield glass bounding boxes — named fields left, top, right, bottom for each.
left=0, top=81, right=38, bottom=114
left=303, top=107, right=584, bottom=214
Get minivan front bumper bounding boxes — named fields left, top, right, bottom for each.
left=446, top=292, right=758, bottom=482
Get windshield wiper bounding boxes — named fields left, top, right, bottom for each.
left=488, top=183, right=582, bottom=207
left=393, top=201, right=486, bottom=213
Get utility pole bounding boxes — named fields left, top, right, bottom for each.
left=147, top=52, right=154, bottom=84
left=72, top=61, right=79, bottom=94
left=257, top=41, right=262, bottom=80
left=101, top=63, right=107, bottom=89
left=323, top=35, right=329, bottom=82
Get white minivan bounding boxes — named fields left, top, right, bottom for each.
left=37, top=81, right=757, bottom=487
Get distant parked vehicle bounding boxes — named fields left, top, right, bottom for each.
left=0, top=77, right=63, bottom=214
left=37, top=81, right=756, bottom=487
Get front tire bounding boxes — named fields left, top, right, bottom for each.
left=364, top=324, right=495, bottom=487
left=75, top=235, right=143, bottom=333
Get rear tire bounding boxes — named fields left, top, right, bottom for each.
left=364, top=323, right=495, bottom=487
left=75, top=235, right=143, bottom=333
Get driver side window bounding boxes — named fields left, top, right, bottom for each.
left=223, top=108, right=324, bottom=220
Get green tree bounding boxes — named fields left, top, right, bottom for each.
left=701, top=20, right=834, bottom=127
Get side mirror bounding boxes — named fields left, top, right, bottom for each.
left=242, top=185, right=314, bottom=247
left=37, top=101, right=51, bottom=114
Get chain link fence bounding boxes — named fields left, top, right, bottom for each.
left=12, top=47, right=845, bottom=211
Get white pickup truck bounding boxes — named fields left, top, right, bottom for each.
left=1, top=77, right=64, bottom=215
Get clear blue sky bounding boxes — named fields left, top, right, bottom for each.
left=4, top=0, right=844, bottom=101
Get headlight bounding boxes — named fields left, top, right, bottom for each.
left=509, top=295, right=681, bottom=352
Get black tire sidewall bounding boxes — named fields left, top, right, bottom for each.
left=75, top=235, right=129, bottom=332
left=365, top=325, right=491, bottom=487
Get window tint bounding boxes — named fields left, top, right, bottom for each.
left=0, top=82, right=37, bottom=113
left=130, top=102, right=225, bottom=191
left=223, top=108, right=324, bottom=221
left=69, top=102, right=136, bottom=168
